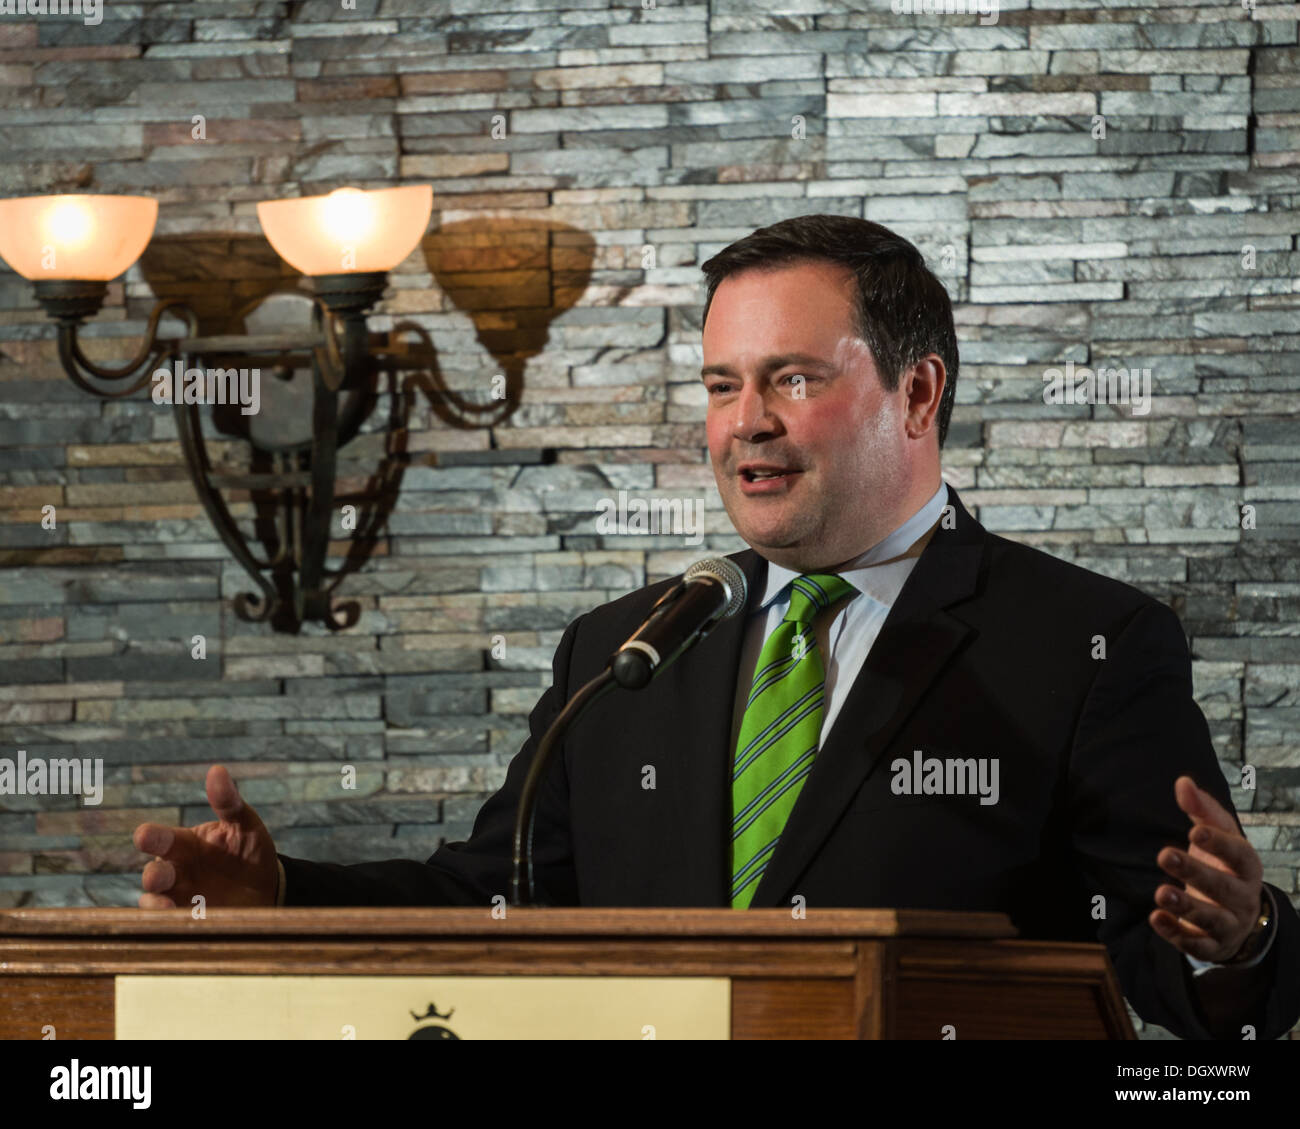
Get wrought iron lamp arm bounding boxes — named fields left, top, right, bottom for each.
left=43, top=287, right=198, bottom=398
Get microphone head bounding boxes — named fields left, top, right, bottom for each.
left=684, top=556, right=747, bottom=620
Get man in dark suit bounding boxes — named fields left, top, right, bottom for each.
left=135, top=216, right=1297, bottom=1041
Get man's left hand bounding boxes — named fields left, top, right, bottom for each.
left=1149, top=775, right=1263, bottom=964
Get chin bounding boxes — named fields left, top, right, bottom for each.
left=734, top=516, right=782, bottom=540
left=740, top=529, right=804, bottom=557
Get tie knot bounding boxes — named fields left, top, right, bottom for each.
left=783, top=573, right=856, bottom=625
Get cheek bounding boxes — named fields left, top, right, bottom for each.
left=801, top=399, right=885, bottom=478
left=705, top=410, right=728, bottom=456
left=799, top=401, right=859, bottom=453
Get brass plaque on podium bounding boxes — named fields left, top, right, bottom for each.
left=115, top=976, right=730, bottom=1039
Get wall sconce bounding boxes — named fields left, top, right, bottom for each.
left=0, top=186, right=434, bottom=629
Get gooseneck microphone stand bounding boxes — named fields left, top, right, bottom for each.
left=508, top=556, right=746, bottom=906
left=509, top=668, right=616, bottom=907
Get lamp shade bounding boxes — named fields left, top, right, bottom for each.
left=0, top=194, right=158, bottom=281
left=256, top=185, right=433, bottom=276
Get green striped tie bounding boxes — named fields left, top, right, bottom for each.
left=731, top=572, right=858, bottom=909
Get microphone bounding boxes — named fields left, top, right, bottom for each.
left=608, top=556, right=747, bottom=690
left=511, top=556, right=747, bottom=905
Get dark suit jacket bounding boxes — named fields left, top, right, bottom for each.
left=281, top=485, right=1300, bottom=1040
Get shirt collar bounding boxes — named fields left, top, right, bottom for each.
left=757, top=480, right=950, bottom=612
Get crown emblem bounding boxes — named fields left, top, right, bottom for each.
left=410, top=1002, right=455, bottom=1023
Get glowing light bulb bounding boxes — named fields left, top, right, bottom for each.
left=321, top=188, right=375, bottom=244
left=44, top=199, right=95, bottom=251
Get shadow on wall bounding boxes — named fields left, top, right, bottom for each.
left=128, top=219, right=595, bottom=632
left=405, top=216, right=596, bottom=428
left=135, top=235, right=295, bottom=338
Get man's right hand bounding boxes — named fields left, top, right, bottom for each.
left=133, top=764, right=280, bottom=908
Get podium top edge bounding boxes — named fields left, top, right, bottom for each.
left=0, top=907, right=1018, bottom=939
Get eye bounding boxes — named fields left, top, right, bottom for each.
left=706, top=381, right=735, bottom=396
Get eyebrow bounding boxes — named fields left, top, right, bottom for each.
left=700, top=353, right=833, bottom=379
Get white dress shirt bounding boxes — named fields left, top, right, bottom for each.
left=729, top=480, right=950, bottom=755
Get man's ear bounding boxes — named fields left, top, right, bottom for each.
left=903, top=356, right=946, bottom=440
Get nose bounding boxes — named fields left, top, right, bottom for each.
left=731, top=381, right=781, bottom=444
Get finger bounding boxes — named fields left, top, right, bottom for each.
left=1187, top=824, right=1261, bottom=882
left=140, top=861, right=216, bottom=909
left=141, top=858, right=177, bottom=895
left=134, top=822, right=201, bottom=868
left=206, top=764, right=260, bottom=829
left=138, top=891, right=176, bottom=910
left=133, top=822, right=178, bottom=859
left=1154, top=883, right=1237, bottom=940
left=1158, top=847, right=1248, bottom=910
left=1149, top=908, right=1223, bottom=962
left=1175, top=776, right=1237, bottom=835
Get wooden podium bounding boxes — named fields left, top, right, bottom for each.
left=0, top=907, right=1134, bottom=1039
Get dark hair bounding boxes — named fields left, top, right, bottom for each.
left=700, top=215, right=959, bottom=449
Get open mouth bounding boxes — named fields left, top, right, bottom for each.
left=738, top=466, right=802, bottom=493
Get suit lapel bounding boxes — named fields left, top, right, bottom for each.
left=747, top=485, right=988, bottom=907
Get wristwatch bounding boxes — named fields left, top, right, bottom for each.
left=1222, top=889, right=1273, bottom=966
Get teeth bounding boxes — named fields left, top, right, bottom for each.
left=750, top=470, right=785, bottom=479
